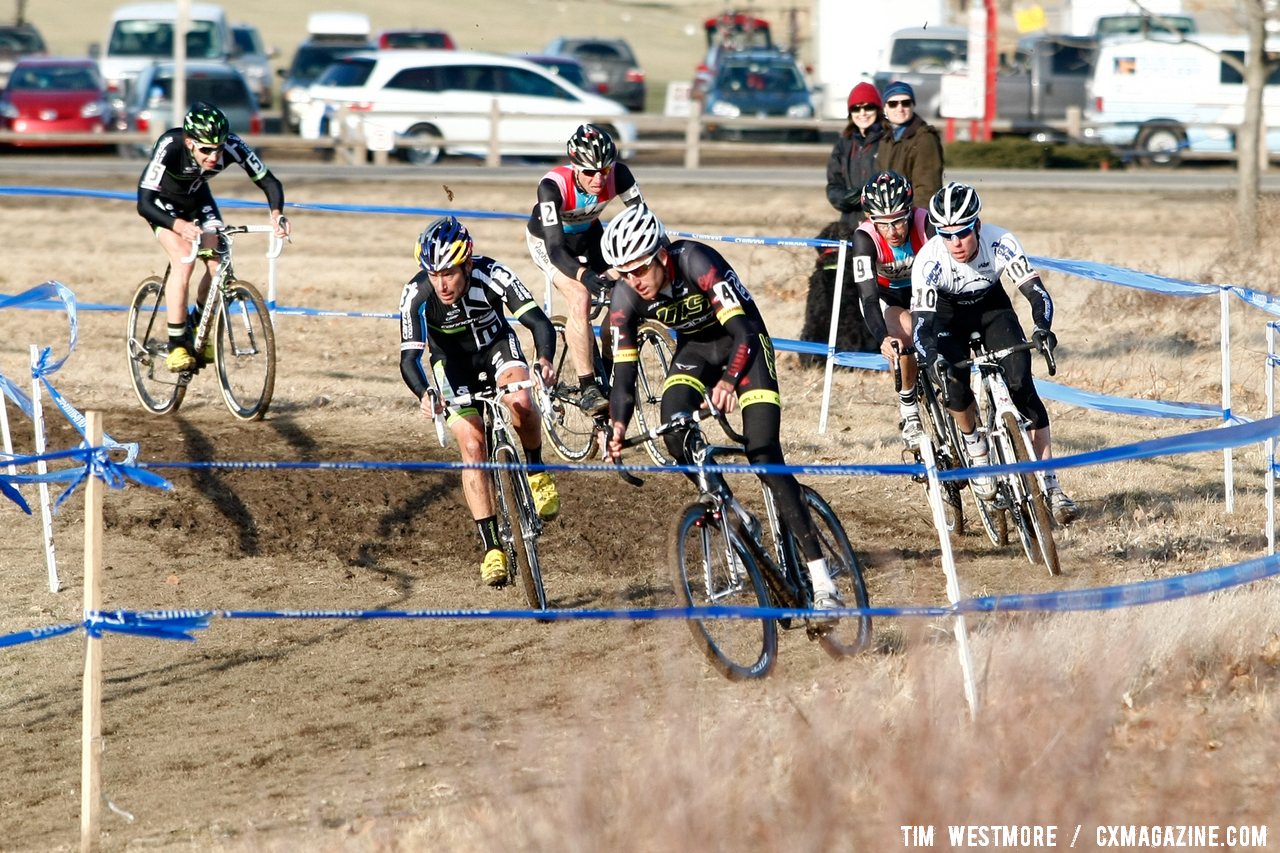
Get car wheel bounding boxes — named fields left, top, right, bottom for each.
left=1135, top=123, right=1185, bottom=168
left=401, top=124, right=443, bottom=166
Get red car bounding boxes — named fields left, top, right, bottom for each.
left=0, top=57, right=109, bottom=146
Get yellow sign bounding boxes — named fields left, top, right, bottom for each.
left=1015, top=4, right=1047, bottom=33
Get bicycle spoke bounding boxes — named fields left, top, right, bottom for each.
left=215, top=280, right=276, bottom=421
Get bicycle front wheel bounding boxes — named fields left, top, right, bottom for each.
left=633, top=321, right=674, bottom=466
left=126, top=276, right=186, bottom=415
left=800, top=486, right=873, bottom=658
left=215, top=279, right=275, bottom=421
left=1003, top=411, right=1060, bottom=576
left=495, top=448, right=547, bottom=611
left=917, top=377, right=965, bottom=533
left=541, top=314, right=599, bottom=461
left=670, top=503, right=776, bottom=680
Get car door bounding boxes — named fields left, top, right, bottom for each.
left=494, top=65, right=582, bottom=152
left=431, top=63, right=502, bottom=155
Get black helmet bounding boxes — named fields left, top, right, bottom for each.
left=566, top=123, right=617, bottom=170
left=928, top=182, right=982, bottom=229
left=183, top=102, right=229, bottom=145
left=601, top=203, right=665, bottom=270
left=415, top=216, right=474, bottom=272
left=861, top=171, right=914, bottom=221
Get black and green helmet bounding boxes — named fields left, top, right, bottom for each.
left=183, top=102, right=229, bottom=145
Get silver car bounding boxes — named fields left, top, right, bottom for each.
left=230, top=23, right=274, bottom=108
left=116, top=60, right=261, bottom=156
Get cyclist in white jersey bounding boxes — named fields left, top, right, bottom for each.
left=910, top=182, right=1078, bottom=524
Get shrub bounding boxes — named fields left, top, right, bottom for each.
left=945, top=137, right=1115, bottom=169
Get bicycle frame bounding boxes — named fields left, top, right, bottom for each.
left=182, top=224, right=282, bottom=358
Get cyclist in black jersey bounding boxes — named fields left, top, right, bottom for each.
left=399, top=216, right=561, bottom=587
left=601, top=203, right=844, bottom=619
left=135, top=102, right=290, bottom=373
left=525, top=123, right=644, bottom=417
left=911, top=182, right=1078, bottom=524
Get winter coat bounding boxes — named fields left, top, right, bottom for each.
left=876, top=115, right=944, bottom=209
left=825, top=122, right=884, bottom=228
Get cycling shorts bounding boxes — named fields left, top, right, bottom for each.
left=432, top=331, right=528, bottom=421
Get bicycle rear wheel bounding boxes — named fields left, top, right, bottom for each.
left=1003, top=411, right=1060, bottom=576
left=126, top=276, right=187, bottom=415
left=541, top=315, right=599, bottom=461
left=215, top=279, right=275, bottom=421
left=633, top=321, right=674, bottom=466
left=670, top=503, right=776, bottom=680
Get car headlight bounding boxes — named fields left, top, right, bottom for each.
left=709, top=100, right=740, bottom=118
left=0, top=101, right=17, bottom=119
left=81, top=101, right=106, bottom=118
left=786, top=103, right=814, bottom=118
left=284, top=86, right=310, bottom=104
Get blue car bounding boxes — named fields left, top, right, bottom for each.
left=702, top=49, right=816, bottom=142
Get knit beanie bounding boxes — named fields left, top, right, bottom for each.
left=882, top=81, right=916, bottom=102
left=846, top=81, right=882, bottom=111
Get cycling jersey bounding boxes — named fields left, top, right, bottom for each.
left=525, top=162, right=642, bottom=280
left=852, top=207, right=931, bottom=341
left=136, top=128, right=284, bottom=232
left=399, top=255, right=555, bottom=403
left=910, top=225, right=1053, bottom=430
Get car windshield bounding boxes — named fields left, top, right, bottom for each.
left=716, top=61, right=805, bottom=93
left=0, top=28, right=44, bottom=53
left=888, top=37, right=967, bottom=69
left=146, top=73, right=250, bottom=108
left=9, top=65, right=101, bottom=91
left=316, top=57, right=375, bottom=87
left=291, top=43, right=367, bottom=80
left=569, top=42, right=632, bottom=63
left=232, top=27, right=262, bottom=55
left=383, top=31, right=449, bottom=49
left=108, top=20, right=224, bottom=59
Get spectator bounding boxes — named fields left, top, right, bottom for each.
left=798, top=81, right=885, bottom=365
left=876, top=81, right=944, bottom=206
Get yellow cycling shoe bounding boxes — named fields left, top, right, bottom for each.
left=166, top=345, right=196, bottom=373
left=480, top=548, right=509, bottom=587
left=527, top=471, right=560, bottom=521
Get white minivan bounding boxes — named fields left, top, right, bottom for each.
left=1085, top=34, right=1280, bottom=164
left=97, top=3, right=231, bottom=103
left=300, top=50, right=636, bottom=165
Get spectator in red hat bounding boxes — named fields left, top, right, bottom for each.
left=799, top=80, right=887, bottom=365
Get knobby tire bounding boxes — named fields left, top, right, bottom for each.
left=215, top=279, right=276, bottom=421
left=126, top=276, right=186, bottom=415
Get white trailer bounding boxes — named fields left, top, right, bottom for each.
left=811, top=0, right=947, bottom=120
left=1065, top=0, right=1186, bottom=37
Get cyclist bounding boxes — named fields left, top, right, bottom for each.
left=601, top=203, right=844, bottom=618
left=136, top=102, right=290, bottom=373
left=852, top=170, right=933, bottom=444
left=525, top=123, right=644, bottom=418
left=399, top=216, right=561, bottom=587
left=910, top=182, right=1078, bottom=524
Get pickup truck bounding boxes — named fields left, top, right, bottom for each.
left=873, top=29, right=1097, bottom=139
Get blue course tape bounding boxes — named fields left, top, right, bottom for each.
left=3, top=552, right=1276, bottom=651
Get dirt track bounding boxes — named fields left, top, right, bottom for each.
left=1, top=174, right=1273, bottom=850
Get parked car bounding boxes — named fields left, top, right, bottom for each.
left=542, top=36, right=645, bottom=112
left=694, top=11, right=774, bottom=96
left=300, top=50, right=636, bottom=166
left=230, top=22, right=274, bottom=107
left=0, top=57, right=110, bottom=147
left=517, top=53, right=590, bottom=91
left=279, top=12, right=372, bottom=133
left=0, top=22, right=48, bottom=87
left=116, top=60, right=260, bottom=156
left=377, top=28, right=455, bottom=50
left=701, top=49, right=816, bottom=142
left=95, top=3, right=232, bottom=113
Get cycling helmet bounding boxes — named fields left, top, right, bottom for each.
left=601, top=203, right=665, bottom=271
left=566, top=123, right=617, bottom=171
left=861, top=171, right=914, bottom=221
left=928, top=182, right=983, bottom=229
left=183, top=102, right=229, bottom=146
left=415, top=216, right=474, bottom=272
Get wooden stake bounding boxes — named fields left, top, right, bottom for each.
left=80, top=410, right=103, bottom=852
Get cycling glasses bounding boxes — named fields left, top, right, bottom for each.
left=616, top=253, right=658, bottom=277
left=873, top=214, right=910, bottom=231
left=193, top=144, right=222, bottom=155
left=937, top=223, right=977, bottom=241
left=578, top=165, right=612, bottom=178
left=849, top=103, right=878, bottom=114
left=885, top=99, right=915, bottom=109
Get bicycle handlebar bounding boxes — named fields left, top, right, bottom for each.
left=179, top=222, right=287, bottom=264
left=953, top=339, right=1057, bottom=377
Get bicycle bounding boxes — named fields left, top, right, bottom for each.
left=538, top=286, right=675, bottom=466
left=621, top=407, right=872, bottom=680
left=892, top=341, right=968, bottom=535
left=126, top=223, right=282, bottom=421
left=429, top=377, right=549, bottom=611
left=951, top=333, right=1060, bottom=576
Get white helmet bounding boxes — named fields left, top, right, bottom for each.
left=928, top=182, right=982, bottom=229
left=602, top=203, right=666, bottom=271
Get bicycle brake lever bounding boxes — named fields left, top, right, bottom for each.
left=1042, top=345, right=1057, bottom=377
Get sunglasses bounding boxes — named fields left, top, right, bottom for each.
left=617, top=254, right=657, bottom=277
left=849, top=103, right=878, bottom=114
left=937, top=223, right=976, bottom=241
left=885, top=99, right=915, bottom=108
left=193, top=144, right=221, bottom=155
left=579, top=166, right=612, bottom=178
left=873, top=215, right=910, bottom=231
